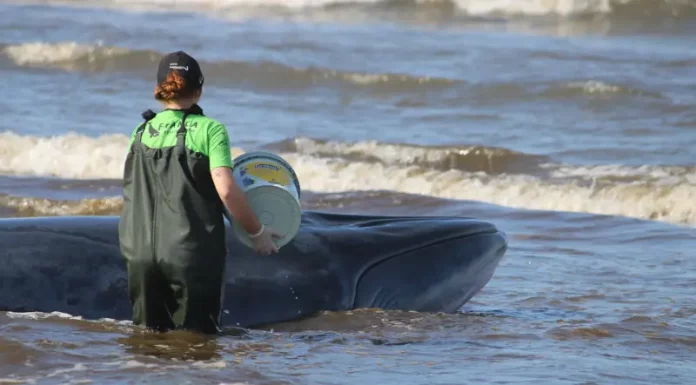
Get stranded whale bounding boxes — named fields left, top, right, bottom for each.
left=0, top=212, right=507, bottom=328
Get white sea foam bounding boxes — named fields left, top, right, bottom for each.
left=1, top=132, right=694, bottom=225
left=3, top=41, right=131, bottom=67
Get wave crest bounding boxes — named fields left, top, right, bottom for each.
left=1, top=42, right=455, bottom=93
left=268, top=137, right=546, bottom=174
left=0, top=132, right=695, bottom=225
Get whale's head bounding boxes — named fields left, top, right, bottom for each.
left=307, top=214, right=509, bottom=313
left=222, top=213, right=508, bottom=327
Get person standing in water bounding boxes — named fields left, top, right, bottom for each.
left=118, top=50, right=281, bottom=334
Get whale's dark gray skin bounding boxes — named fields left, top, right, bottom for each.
left=0, top=212, right=507, bottom=328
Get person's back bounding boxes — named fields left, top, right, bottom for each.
left=130, top=110, right=230, bottom=168
left=118, top=51, right=281, bottom=335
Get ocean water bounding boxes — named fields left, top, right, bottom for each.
left=1, top=0, right=695, bottom=383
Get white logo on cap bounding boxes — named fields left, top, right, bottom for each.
left=169, top=63, right=189, bottom=71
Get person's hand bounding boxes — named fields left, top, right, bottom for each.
left=249, top=225, right=283, bottom=255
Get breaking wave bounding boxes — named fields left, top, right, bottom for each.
left=0, top=42, right=456, bottom=93
left=1, top=42, right=670, bottom=105
left=0, top=132, right=695, bottom=225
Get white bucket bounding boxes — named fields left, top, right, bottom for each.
left=226, top=151, right=302, bottom=249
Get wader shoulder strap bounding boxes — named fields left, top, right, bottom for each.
left=134, top=109, right=157, bottom=146
left=175, top=104, right=204, bottom=152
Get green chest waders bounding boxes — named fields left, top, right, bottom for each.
left=118, top=105, right=227, bottom=334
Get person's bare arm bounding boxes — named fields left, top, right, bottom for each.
left=211, top=166, right=262, bottom=235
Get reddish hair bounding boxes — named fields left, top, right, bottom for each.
left=154, top=71, right=200, bottom=101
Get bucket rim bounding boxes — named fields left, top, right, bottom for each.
left=237, top=182, right=300, bottom=205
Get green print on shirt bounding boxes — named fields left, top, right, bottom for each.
left=128, top=110, right=233, bottom=170
left=149, top=120, right=200, bottom=138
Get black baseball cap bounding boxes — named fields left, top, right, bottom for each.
left=156, top=50, right=205, bottom=89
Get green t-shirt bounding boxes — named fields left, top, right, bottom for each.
left=128, top=110, right=233, bottom=170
